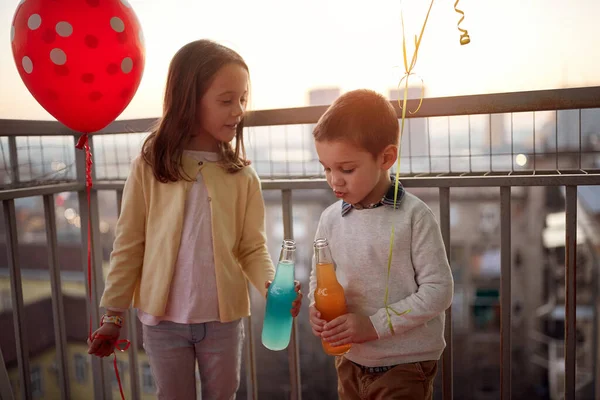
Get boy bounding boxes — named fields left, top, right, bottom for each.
left=308, top=89, right=454, bottom=400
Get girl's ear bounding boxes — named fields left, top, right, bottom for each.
left=381, top=144, right=398, bottom=170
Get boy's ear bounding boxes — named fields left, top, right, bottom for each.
left=381, top=144, right=398, bottom=170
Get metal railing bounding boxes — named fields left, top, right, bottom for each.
left=1, top=86, right=600, bottom=400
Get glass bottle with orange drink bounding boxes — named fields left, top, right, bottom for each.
left=313, top=238, right=352, bottom=355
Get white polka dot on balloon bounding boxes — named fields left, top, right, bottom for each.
left=120, top=0, right=131, bottom=8
left=50, top=48, right=67, bottom=65
left=56, top=22, right=73, bottom=37
left=121, top=57, right=133, bottom=74
left=10, top=26, right=15, bottom=42
left=28, top=14, right=42, bottom=30
left=110, top=17, right=125, bottom=33
left=22, top=56, right=33, bottom=74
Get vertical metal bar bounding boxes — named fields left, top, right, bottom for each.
left=26, top=136, right=33, bottom=180
left=555, top=111, right=559, bottom=170
left=3, top=199, right=31, bottom=400
left=101, top=137, right=109, bottom=179
left=589, top=238, right=599, bottom=400
left=500, top=186, right=512, bottom=400
left=0, top=138, right=10, bottom=183
left=244, top=314, right=258, bottom=400
left=301, top=125, right=306, bottom=176
left=8, top=136, right=19, bottom=184
left=447, top=117, right=451, bottom=172
left=113, top=134, right=121, bottom=179
left=284, top=125, right=290, bottom=176
left=268, top=127, right=274, bottom=178
left=251, top=128, right=258, bottom=173
left=439, top=187, right=452, bottom=400
left=43, top=194, right=71, bottom=400
left=90, top=135, right=113, bottom=399
left=126, top=309, right=140, bottom=400
left=578, top=109, right=582, bottom=170
left=39, top=137, right=46, bottom=178
left=533, top=112, right=537, bottom=172
left=407, top=119, right=413, bottom=173
left=0, top=346, right=15, bottom=400
left=489, top=114, right=493, bottom=172
left=243, top=151, right=258, bottom=400
left=62, top=136, right=69, bottom=179
left=426, top=118, right=432, bottom=173
left=564, top=185, right=577, bottom=400
left=116, top=189, right=141, bottom=400
left=75, top=135, right=109, bottom=400
left=282, top=189, right=302, bottom=400
left=468, top=115, right=472, bottom=173
left=510, top=113, right=515, bottom=171
left=510, top=114, right=514, bottom=172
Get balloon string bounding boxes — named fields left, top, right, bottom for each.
left=76, top=134, right=129, bottom=400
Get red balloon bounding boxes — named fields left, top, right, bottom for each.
left=10, top=0, right=145, bottom=133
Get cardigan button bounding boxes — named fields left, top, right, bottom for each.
left=208, top=197, right=212, bottom=202
left=198, top=161, right=203, bottom=166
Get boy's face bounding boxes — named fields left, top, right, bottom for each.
left=315, top=140, right=397, bottom=206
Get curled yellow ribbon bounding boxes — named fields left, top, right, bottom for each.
left=454, top=0, right=471, bottom=45
left=397, top=73, right=425, bottom=115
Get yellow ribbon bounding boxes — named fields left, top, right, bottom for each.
left=384, top=0, right=437, bottom=334
left=454, top=0, right=471, bottom=45
left=384, top=0, right=471, bottom=335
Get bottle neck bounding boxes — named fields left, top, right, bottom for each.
left=314, top=239, right=339, bottom=285
left=314, top=246, right=333, bottom=265
left=279, top=247, right=295, bottom=264
left=316, top=262, right=339, bottom=286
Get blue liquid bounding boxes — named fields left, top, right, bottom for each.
left=261, top=261, right=296, bottom=351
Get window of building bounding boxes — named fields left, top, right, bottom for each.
left=74, top=354, right=87, bottom=383
left=31, top=366, right=43, bottom=398
left=141, top=363, right=155, bottom=393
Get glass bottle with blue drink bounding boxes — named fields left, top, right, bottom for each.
left=261, top=239, right=296, bottom=351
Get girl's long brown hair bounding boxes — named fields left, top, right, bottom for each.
left=142, top=40, right=249, bottom=182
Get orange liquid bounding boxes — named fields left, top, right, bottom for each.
left=314, top=262, right=352, bottom=355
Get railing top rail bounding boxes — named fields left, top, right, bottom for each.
left=1, top=86, right=599, bottom=136
left=2, top=171, right=600, bottom=200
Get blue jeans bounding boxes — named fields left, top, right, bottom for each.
left=142, top=319, right=244, bottom=400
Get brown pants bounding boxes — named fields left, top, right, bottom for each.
left=335, top=356, right=438, bottom=400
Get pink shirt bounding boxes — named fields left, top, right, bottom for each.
left=138, top=150, right=220, bottom=325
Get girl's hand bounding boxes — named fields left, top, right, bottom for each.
left=264, top=280, right=303, bottom=318
left=291, top=280, right=302, bottom=317
left=87, top=323, right=121, bottom=358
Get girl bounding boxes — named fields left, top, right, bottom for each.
left=87, top=39, right=302, bottom=399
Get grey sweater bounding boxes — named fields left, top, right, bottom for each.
left=309, top=192, right=454, bottom=367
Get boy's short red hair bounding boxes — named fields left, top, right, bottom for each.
left=313, top=89, right=399, bottom=157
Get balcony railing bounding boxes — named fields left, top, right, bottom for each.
left=1, top=86, right=600, bottom=400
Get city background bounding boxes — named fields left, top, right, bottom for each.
left=1, top=0, right=600, bottom=399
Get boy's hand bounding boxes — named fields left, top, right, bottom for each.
left=321, top=313, right=378, bottom=346
left=265, top=280, right=303, bottom=318
left=87, top=323, right=121, bottom=358
left=309, top=306, right=326, bottom=337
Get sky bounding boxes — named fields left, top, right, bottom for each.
left=1, top=0, right=599, bottom=121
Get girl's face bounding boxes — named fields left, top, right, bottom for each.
left=191, top=63, right=249, bottom=151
